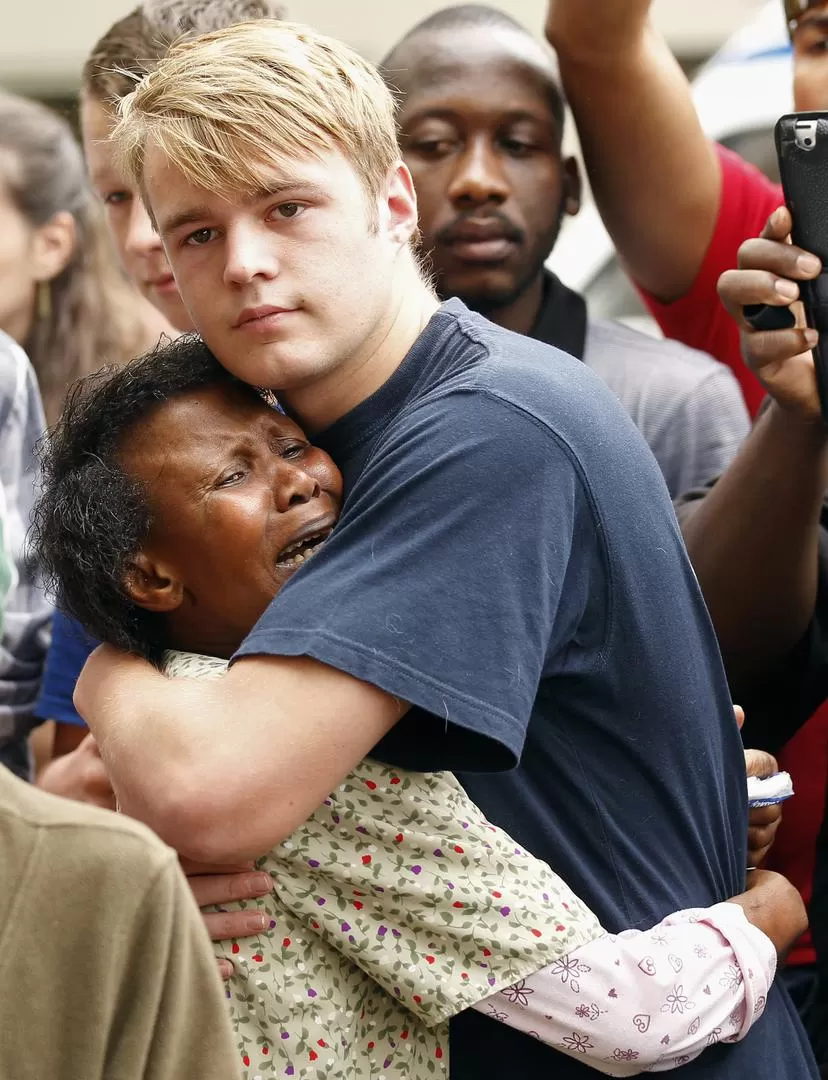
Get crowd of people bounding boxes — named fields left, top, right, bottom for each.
left=1, top=0, right=828, bottom=1076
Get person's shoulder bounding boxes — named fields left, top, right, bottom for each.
left=585, top=318, right=738, bottom=388
left=0, top=331, right=33, bottom=416
left=431, top=302, right=619, bottom=423
left=713, top=143, right=783, bottom=231
left=0, top=767, right=174, bottom=880
left=440, top=300, right=582, bottom=371
left=714, top=142, right=782, bottom=203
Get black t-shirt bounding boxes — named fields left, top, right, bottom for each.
left=235, top=301, right=816, bottom=1078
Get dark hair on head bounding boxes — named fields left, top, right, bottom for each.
left=380, top=4, right=565, bottom=137
left=82, top=0, right=288, bottom=103
left=30, top=333, right=264, bottom=661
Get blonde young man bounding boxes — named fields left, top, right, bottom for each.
left=74, top=22, right=817, bottom=1079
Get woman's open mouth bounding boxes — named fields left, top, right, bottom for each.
left=276, top=528, right=332, bottom=568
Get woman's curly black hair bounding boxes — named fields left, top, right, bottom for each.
left=30, top=333, right=264, bottom=660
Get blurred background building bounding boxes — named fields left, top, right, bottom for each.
left=1, top=0, right=768, bottom=97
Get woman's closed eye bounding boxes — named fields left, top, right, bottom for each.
left=280, top=442, right=308, bottom=460
left=215, top=468, right=247, bottom=488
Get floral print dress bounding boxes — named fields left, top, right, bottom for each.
left=162, top=650, right=603, bottom=1079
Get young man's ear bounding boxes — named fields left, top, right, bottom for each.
left=122, top=553, right=184, bottom=613
left=383, top=161, right=420, bottom=249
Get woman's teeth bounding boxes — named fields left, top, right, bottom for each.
left=277, top=531, right=329, bottom=567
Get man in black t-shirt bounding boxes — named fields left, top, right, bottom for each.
left=69, top=21, right=816, bottom=1079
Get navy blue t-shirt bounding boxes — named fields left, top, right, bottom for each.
left=236, top=300, right=815, bottom=1078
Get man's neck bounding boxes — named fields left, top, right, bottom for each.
left=468, top=274, right=544, bottom=337
left=283, top=263, right=440, bottom=434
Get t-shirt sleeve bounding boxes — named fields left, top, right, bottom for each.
left=235, top=391, right=600, bottom=774
left=106, top=853, right=241, bottom=1080
left=638, top=144, right=783, bottom=418
left=33, top=611, right=97, bottom=727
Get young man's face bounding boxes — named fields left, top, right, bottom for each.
left=397, top=27, right=579, bottom=313
left=792, top=3, right=828, bottom=110
left=121, top=383, right=342, bottom=656
left=143, top=144, right=416, bottom=399
left=80, top=93, right=194, bottom=333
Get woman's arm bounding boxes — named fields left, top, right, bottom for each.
left=472, top=871, right=802, bottom=1075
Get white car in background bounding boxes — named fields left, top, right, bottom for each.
left=550, top=0, right=793, bottom=329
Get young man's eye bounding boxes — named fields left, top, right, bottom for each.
left=273, top=202, right=305, bottom=220
left=185, top=227, right=217, bottom=247
left=102, top=191, right=130, bottom=207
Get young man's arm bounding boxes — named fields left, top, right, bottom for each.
left=545, top=0, right=721, bottom=302
left=76, top=649, right=409, bottom=863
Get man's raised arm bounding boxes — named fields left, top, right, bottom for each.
left=546, top=0, right=721, bottom=302
left=74, top=648, right=407, bottom=863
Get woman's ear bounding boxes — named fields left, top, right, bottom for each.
left=122, top=552, right=184, bottom=613
left=32, top=210, right=76, bottom=283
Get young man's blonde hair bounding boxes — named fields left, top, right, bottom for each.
left=113, top=20, right=401, bottom=210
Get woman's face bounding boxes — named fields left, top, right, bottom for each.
left=0, top=181, right=40, bottom=345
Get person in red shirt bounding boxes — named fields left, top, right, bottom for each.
left=544, top=0, right=828, bottom=416
left=544, top=0, right=828, bottom=1039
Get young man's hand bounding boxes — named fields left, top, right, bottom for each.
left=718, top=207, right=823, bottom=421
left=728, top=869, right=808, bottom=959
left=545, top=0, right=651, bottom=53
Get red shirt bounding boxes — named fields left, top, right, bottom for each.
left=641, top=143, right=825, bottom=967
left=642, top=144, right=782, bottom=418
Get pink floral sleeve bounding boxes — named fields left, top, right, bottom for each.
left=472, top=901, right=775, bottom=1075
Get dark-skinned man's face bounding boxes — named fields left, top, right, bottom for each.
left=394, top=26, right=580, bottom=314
